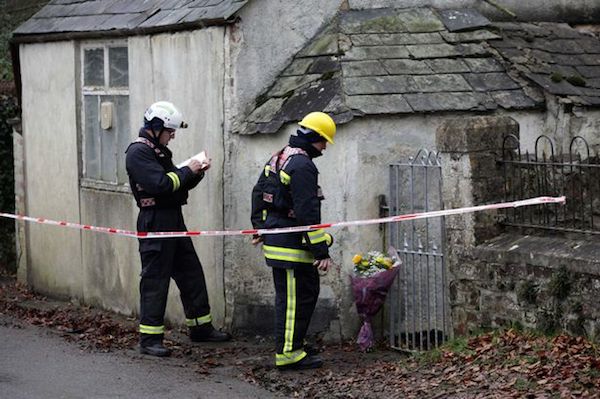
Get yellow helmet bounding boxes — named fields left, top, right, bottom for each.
left=298, top=112, right=336, bottom=144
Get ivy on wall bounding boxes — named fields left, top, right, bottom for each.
left=0, top=13, right=12, bottom=81
left=1, top=0, right=52, bottom=79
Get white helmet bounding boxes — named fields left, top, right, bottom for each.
left=144, top=101, right=188, bottom=130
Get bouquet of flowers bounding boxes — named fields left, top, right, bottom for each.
left=353, top=251, right=396, bottom=277
left=350, top=248, right=401, bottom=352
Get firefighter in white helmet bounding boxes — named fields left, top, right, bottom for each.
left=125, top=101, right=230, bottom=357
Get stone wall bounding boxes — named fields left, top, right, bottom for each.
left=437, top=116, right=600, bottom=341
left=454, top=234, right=600, bottom=341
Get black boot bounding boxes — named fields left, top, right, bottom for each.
left=189, top=323, right=231, bottom=342
left=140, top=334, right=171, bottom=357
left=304, top=341, right=321, bottom=356
left=140, top=342, right=171, bottom=357
left=277, top=354, right=323, bottom=370
left=304, top=345, right=320, bottom=356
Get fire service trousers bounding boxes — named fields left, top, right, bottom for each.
left=272, top=265, right=320, bottom=362
left=137, top=208, right=210, bottom=345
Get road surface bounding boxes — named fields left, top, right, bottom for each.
left=0, top=316, right=280, bottom=399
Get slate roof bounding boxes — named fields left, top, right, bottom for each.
left=490, top=22, right=600, bottom=107
left=241, top=7, right=600, bottom=135
left=13, top=0, right=248, bottom=37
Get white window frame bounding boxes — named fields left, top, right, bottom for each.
left=80, top=40, right=130, bottom=192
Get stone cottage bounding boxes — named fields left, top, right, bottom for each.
left=11, top=0, right=600, bottom=342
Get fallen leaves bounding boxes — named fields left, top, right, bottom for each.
left=2, top=277, right=600, bottom=398
left=241, top=326, right=600, bottom=398
left=0, top=281, right=138, bottom=352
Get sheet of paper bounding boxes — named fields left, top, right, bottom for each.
left=177, top=150, right=208, bottom=169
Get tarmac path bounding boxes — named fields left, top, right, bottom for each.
left=0, top=315, right=280, bottom=399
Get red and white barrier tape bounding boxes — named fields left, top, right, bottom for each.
left=0, top=196, right=565, bottom=239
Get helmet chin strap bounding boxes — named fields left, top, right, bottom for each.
left=145, top=118, right=172, bottom=142
left=149, top=123, right=166, bottom=141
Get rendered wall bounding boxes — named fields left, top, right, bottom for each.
left=20, top=41, right=83, bottom=298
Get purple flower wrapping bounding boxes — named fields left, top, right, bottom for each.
left=350, top=267, right=400, bottom=351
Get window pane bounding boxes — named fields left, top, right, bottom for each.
left=84, top=48, right=104, bottom=87
left=109, top=47, right=128, bottom=88
left=100, top=96, right=117, bottom=182
left=113, top=96, right=131, bottom=184
left=84, top=95, right=101, bottom=179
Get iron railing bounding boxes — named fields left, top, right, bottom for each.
left=501, top=135, right=600, bottom=235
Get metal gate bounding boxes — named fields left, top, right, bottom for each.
left=386, top=149, right=449, bottom=351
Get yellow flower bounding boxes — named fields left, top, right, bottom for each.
left=383, top=258, right=393, bottom=268
left=352, top=254, right=363, bottom=264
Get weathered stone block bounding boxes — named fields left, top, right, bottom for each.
left=342, top=60, right=387, bottom=77
left=278, top=78, right=341, bottom=121
left=267, top=74, right=321, bottom=97
left=344, top=45, right=410, bottom=60
left=441, top=30, right=500, bottom=43
left=350, top=32, right=444, bottom=46
left=474, top=216, right=502, bottom=242
left=247, top=98, right=285, bottom=123
left=491, top=90, right=539, bottom=110
left=456, top=43, right=489, bottom=57
left=436, top=116, right=520, bottom=153
left=438, top=9, right=490, bottom=32
left=576, top=65, right=600, bottom=78
left=412, top=74, right=471, bottom=92
left=464, top=57, right=504, bottom=73
left=281, top=58, right=313, bottom=76
left=404, top=92, right=479, bottom=111
left=346, top=94, right=412, bottom=114
left=399, top=8, right=444, bottom=33
left=425, top=58, right=470, bottom=73
left=345, top=75, right=417, bottom=95
left=381, top=59, right=433, bottom=75
left=309, top=56, right=341, bottom=74
left=407, top=43, right=458, bottom=59
left=463, top=72, right=521, bottom=92
left=469, top=154, right=501, bottom=178
left=340, top=9, right=407, bottom=34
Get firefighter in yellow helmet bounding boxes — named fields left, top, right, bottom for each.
left=251, top=111, right=336, bottom=370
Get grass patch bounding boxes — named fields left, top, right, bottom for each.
left=413, top=347, right=443, bottom=365
left=412, top=336, right=475, bottom=366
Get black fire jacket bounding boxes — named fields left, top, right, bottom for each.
left=125, top=129, right=203, bottom=210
